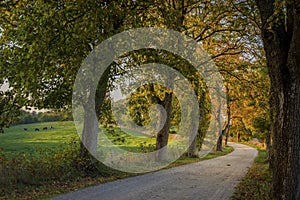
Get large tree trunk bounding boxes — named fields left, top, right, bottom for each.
left=95, top=66, right=111, bottom=118
left=256, top=1, right=300, bottom=199
left=80, top=104, right=99, bottom=158
left=271, top=69, right=300, bottom=200
left=225, top=104, right=231, bottom=146
left=80, top=66, right=111, bottom=158
left=187, top=119, right=198, bottom=157
left=265, top=130, right=271, bottom=165
left=216, top=105, right=230, bottom=151
left=188, top=89, right=206, bottom=157
left=188, top=135, right=197, bottom=157
left=147, top=82, right=173, bottom=162
left=155, top=92, right=172, bottom=162
left=225, top=131, right=229, bottom=146
left=216, top=133, right=223, bottom=152
left=268, top=84, right=276, bottom=169
left=216, top=93, right=223, bottom=151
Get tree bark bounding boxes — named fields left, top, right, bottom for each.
left=95, top=66, right=111, bottom=118
left=80, top=104, right=99, bottom=158
left=187, top=120, right=198, bottom=157
left=216, top=105, right=230, bottom=151
left=155, top=92, right=172, bottom=162
left=256, top=0, right=300, bottom=199
left=147, top=81, right=173, bottom=162
left=80, top=65, right=111, bottom=158
left=188, top=89, right=206, bottom=157
left=225, top=131, right=229, bottom=146
left=265, top=130, right=271, bottom=164
left=216, top=133, right=223, bottom=151
left=225, top=104, right=231, bottom=146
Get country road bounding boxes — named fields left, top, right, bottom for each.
left=49, top=143, right=258, bottom=200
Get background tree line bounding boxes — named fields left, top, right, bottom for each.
left=12, top=110, right=73, bottom=125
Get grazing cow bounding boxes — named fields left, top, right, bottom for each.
left=50, top=125, right=54, bottom=130
left=35, top=128, right=40, bottom=131
left=43, top=127, right=48, bottom=130
left=24, top=128, right=28, bottom=131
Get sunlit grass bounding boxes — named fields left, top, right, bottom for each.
left=101, top=126, right=156, bottom=153
left=0, top=122, right=187, bottom=157
left=168, top=145, right=234, bottom=168
left=0, top=121, right=78, bottom=158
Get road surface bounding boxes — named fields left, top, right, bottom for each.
left=49, top=142, right=257, bottom=200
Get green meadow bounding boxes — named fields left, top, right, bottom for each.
left=0, top=121, right=161, bottom=158
left=0, top=121, right=78, bottom=158
left=102, top=126, right=157, bottom=153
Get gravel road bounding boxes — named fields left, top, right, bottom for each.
left=49, top=142, right=257, bottom=200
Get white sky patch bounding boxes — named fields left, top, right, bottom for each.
left=0, top=80, right=9, bottom=92
left=111, top=86, right=126, bottom=102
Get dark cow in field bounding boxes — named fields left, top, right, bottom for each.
left=35, top=128, right=40, bottom=131
left=24, top=128, right=28, bottom=131
left=43, top=127, right=48, bottom=130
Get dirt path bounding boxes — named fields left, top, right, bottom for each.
left=49, top=143, right=257, bottom=200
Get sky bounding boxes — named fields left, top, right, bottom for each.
left=0, top=81, right=9, bottom=92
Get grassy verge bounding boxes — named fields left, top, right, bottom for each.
left=167, top=145, right=234, bottom=168
left=48, top=146, right=233, bottom=199
left=231, top=146, right=273, bottom=200
left=1, top=144, right=233, bottom=200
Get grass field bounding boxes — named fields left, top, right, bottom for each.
left=101, top=126, right=157, bottom=153
left=0, top=121, right=160, bottom=158
left=0, top=121, right=78, bottom=158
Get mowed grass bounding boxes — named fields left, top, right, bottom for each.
left=0, top=122, right=162, bottom=158
left=0, top=121, right=78, bottom=158
left=0, top=121, right=232, bottom=159
left=101, top=126, right=157, bottom=153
